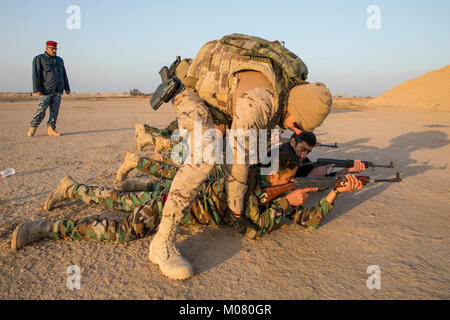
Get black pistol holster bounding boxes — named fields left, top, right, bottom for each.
left=150, top=56, right=185, bottom=110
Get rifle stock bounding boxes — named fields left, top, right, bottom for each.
left=258, top=183, right=295, bottom=205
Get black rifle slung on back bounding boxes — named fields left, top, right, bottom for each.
left=301, top=158, right=394, bottom=169
left=150, top=56, right=183, bottom=111
left=258, top=172, right=401, bottom=205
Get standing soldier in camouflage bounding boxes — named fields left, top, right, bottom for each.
left=27, top=40, right=71, bottom=137
left=11, top=149, right=363, bottom=250
left=141, top=34, right=333, bottom=280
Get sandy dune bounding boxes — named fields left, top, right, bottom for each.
left=0, top=95, right=448, bottom=299
left=371, top=65, right=450, bottom=111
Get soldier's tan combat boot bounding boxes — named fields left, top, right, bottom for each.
left=11, top=220, right=53, bottom=250
left=119, top=179, right=150, bottom=192
left=44, top=175, right=78, bottom=210
left=116, top=152, right=140, bottom=182
left=135, top=124, right=154, bottom=151
left=155, top=136, right=172, bottom=154
left=48, top=126, right=61, bottom=136
left=149, top=219, right=193, bottom=280
left=27, top=127, right=37, bottom=137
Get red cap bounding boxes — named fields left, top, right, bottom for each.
left=46, top=41, right=58, bottom=47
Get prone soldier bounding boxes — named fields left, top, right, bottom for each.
left=280, top=132, right=366, bottom=177
left=11, top=149, right=363, bottom=250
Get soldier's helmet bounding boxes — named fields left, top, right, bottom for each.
left=287, top=82, right=332, bottom=131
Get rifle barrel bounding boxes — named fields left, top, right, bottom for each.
left=317, top=142, right=338, bottom=148
left=373, top=172, right=401, bottom=182
left=367, top=161, right=394, bottom=168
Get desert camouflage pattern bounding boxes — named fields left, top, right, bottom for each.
left=186, top=34, right=308, bottom=118
left=151, top=87, right=279, bottom=212
left=221, top=34, right=308, bottom=83
left=142, top=84, right=280, bottom=213
left=225, top=86, right=278, bottom=212
left=158, top=88, right=221, bottom=229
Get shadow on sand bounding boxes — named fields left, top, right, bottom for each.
left=315, top=130, right=449, bottom=226
left=62, top=128, right=133, bottom=136
left=14, top=167, right=57, bottom=177
left=177, top=226, right=243, bottom=275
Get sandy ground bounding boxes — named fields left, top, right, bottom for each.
left=0, top=95, right=448, bottom=300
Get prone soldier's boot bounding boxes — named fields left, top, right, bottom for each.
left=48, top=126, right=61, bottom=136
left=27, top=127, right=37, bottom=137
left=11, top=220, right=53, bottom=250
left=44, top=175, right=78, bottom=210
left=116, top=152, right=140, bottom=182
left=155, top=136, right=172, bottom=154
left=149, top=218, right=193, bottom=280
left=135, top=125, right=154, bottom=151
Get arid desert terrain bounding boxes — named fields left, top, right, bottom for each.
left=0, top=89, right=449, bottom=299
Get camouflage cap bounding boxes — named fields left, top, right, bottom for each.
left=287, top=82, right=332, bottom=131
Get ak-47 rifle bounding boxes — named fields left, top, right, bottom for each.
left=258, top=172, right=401, bottom=205
left=301, top=158, right=394, bottom=169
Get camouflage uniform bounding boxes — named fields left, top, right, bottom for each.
left=51, top=158, right=334, bottom=243
left=143, top=119, right=178, bottom=139
left=142, top=122, right=184, bottom=163
left=152, top=34, right=311, bottom=252
left=136, top=156, right=336, bottom=236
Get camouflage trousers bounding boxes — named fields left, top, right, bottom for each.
left=136, top=155, right=179, bottom=180
left=51, top=182, right=169, bottom=243
left=136, top=154, right=224, bottom=182
left=143, top=119, right=178, bottom=138
left=50, top=178, right=214, bottom=243
left=30, top=92, right=62, bottom=129
left=159, top=88, right=221, bottom=225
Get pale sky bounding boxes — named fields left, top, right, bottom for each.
left=0, top=0, right=449, bottom=96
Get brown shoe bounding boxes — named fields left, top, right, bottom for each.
left=27, top=127, right=37, bottom=137
left=48, top=126, right=61, bottom=136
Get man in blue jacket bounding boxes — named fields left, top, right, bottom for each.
left=28, top=40, right=71, bottom=137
